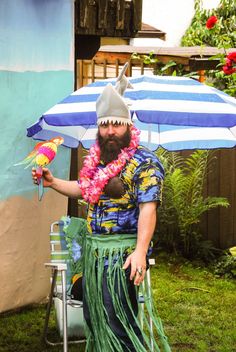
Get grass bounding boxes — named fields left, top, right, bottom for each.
left=0, top=253, right=235, bottom=352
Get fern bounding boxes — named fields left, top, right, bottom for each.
left=156, top=149, right=229, bottom=259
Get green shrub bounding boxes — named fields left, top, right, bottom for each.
left=155, top=149, right=229, bottom=260
left=212, top=250, right=236, bottom=278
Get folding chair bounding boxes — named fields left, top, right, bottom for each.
left=42, top=219, right=86, bottom=352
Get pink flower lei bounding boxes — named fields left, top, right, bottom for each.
left=79, top=125, right=140, bottom=204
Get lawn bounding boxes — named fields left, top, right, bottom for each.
left=0, top=253, right=235, bottom=352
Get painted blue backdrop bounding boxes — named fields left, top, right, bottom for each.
left=0, top=0, right=73, bottom=199
left=0, top=0, right=74, bottom=313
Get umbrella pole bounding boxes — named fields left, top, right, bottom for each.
left=67, top=148, right=79, bottom=217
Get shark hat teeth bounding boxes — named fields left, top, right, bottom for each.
left=96, top=83, right=132, bottom=126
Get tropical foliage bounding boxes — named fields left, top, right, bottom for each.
left=181, top=0, right=236, bottom=97
left=181, top=0, right=236, bottom=48
left=155, top=149, right=229, bottom=260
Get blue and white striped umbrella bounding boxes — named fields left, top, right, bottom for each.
left=27, top=75, right=236, bottom=151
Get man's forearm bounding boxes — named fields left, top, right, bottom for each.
left=123, top=201, right=157, bottom=285
left=136, top=202, right=157, bottom=255
left=51, top=178, right=82, bottom=199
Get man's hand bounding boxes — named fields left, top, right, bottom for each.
left=32, top=167, right=54, bottom=188
left=123, top=249, right=147, bottom=286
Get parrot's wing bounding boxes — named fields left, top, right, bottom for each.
left=14, top=150, right=37, bottom=167
left=14, top=141, right=46, bottom=167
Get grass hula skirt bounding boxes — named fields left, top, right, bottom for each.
left=63, top=217, right=171, bottom=352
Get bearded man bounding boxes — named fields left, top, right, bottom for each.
left=32, top=83, right=170, bottom=352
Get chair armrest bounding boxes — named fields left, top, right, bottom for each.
left=148, top=258, right=155, bottom=266
left=44, top=262, right=67, bottom=271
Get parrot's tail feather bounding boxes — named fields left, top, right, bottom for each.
left=14, top=153, right=35, bottom=166
left=38, top=180, right=44, bottom=201
left=24, top=159, right=36, bottom=169
left=14, top=159, right=31, bottom=167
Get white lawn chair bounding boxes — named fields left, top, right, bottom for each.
left=42, top=220, right=85, bottom=352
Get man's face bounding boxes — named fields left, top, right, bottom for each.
left=97, top=122, right=131, bottom=163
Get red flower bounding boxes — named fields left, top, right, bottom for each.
left=227, top=52, right=236, bottom=62
left=223, top=65, right=236, bottom=75
left=222, top=52, right=236, bottom=75
left=206, top=16, right=218, bottom=29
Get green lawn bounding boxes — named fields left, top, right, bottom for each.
left=0, top=253, right=235, bottom=352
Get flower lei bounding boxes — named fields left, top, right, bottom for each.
left=79, top=125, right=140, bottom=204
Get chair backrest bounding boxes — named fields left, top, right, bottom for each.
left=49, top=220, right=73, bottom=294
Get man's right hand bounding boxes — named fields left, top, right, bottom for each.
left=32, top=167, right=54, bottom=188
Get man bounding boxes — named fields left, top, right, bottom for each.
left=32, top=81, right=170, bottom=352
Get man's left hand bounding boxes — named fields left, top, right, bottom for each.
left=122, top=249, right=146, bottom=286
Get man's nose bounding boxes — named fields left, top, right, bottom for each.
left=107, top=124, right=115, bottom=135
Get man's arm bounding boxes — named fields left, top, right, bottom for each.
left=123, top=201, right=157, bottom=285
left=32, top=167, right=82, bottom=199
left=49, top=177, right=82, bottom=198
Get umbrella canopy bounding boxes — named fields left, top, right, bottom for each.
left=27, top=75, right=236, bottom=151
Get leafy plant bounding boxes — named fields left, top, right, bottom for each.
left=181, top=0, right=236, bottom=48
left=181, top=0, right=236, bottom=97
left=155, top=149, right=229, bottom=260
left=131, top=51, right=158, bottom=66
left=131, top=52, right=190, bottom=76
left=212, top=250, right=236, bottom=278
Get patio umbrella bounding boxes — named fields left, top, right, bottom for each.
left=27, top=75, right=236, bottom=151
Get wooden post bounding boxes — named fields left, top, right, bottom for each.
left=198, top=70, right=205, bottom=83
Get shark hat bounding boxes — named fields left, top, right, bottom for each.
left=96, top=83, right=132, bottom=126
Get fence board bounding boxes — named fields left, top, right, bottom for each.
left=219, top=149, right=236, bottom=248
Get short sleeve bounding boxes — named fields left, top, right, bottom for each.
left=134, top=158, right=164, bottom=205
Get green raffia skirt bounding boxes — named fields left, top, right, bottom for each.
left=82, top=233, right=171, bottom=352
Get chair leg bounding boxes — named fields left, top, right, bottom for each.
left=42, top=266, right=86, bottom=347
left=61, top=268, right=68, bottom=352
left=146, top=269, right=154, bottom=352
left=42, top=268, right=58, bottom=346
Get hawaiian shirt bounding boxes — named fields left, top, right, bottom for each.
left=86, top=146, right=164, bottom=235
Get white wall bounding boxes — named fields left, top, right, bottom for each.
left=132, top=0, right=220, bottom=47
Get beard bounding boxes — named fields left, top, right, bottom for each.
left=97, top=128, right=131, bottom=164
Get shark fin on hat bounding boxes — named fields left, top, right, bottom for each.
left=115, top=62, right=133, bottom=96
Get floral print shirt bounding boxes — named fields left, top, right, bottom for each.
left=86, top=146, right=164, bottom=235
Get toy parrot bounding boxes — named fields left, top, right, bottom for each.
left=15, top=136, right=64, bottom=201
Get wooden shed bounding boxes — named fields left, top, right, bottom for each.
left=74, top=0, right=143, bottom=59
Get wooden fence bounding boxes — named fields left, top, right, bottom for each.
left=75, top=58, right=236, bottom=249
